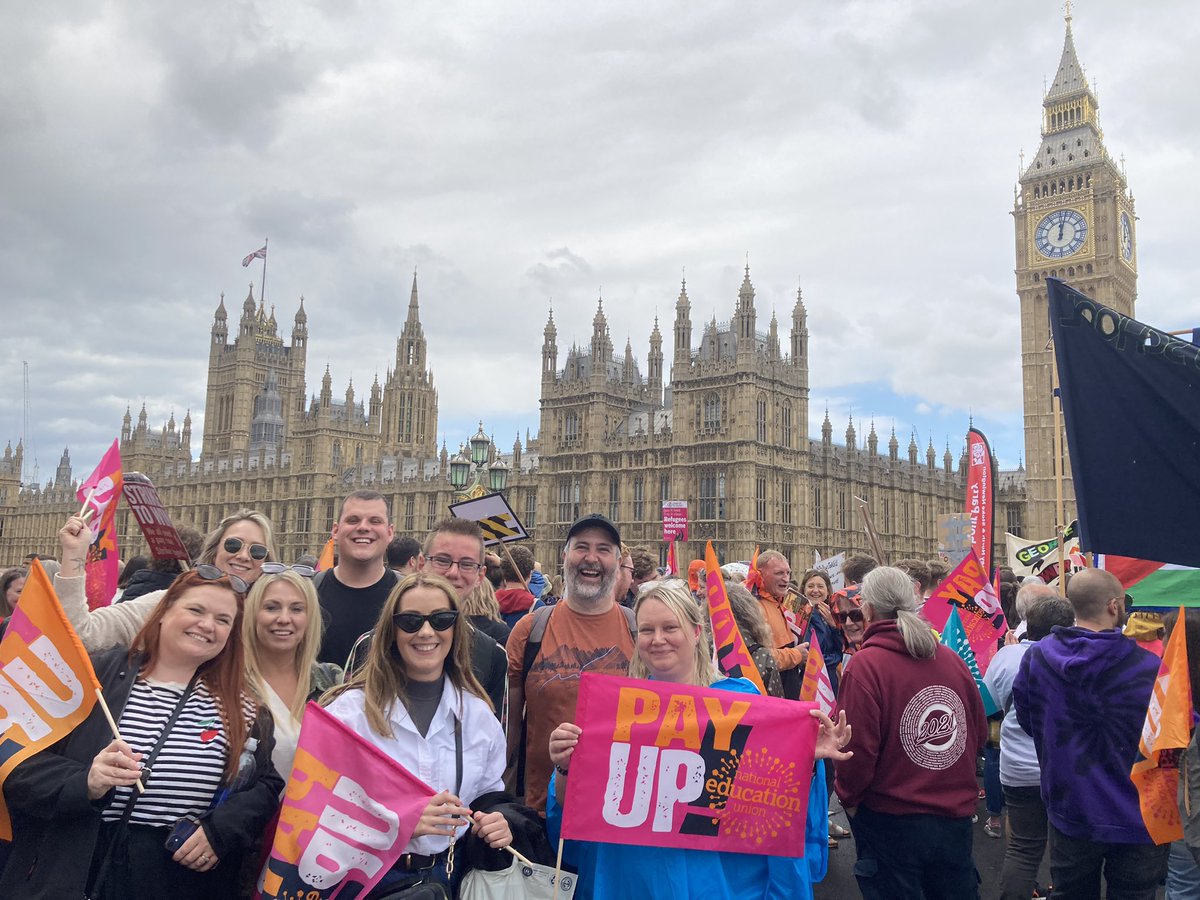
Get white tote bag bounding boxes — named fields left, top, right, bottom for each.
left=459, top=858, right=577, bottom=900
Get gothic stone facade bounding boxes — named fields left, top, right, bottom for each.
left=0, top=265, right=1020, bottom=574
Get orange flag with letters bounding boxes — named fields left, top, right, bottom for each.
left=703, top=541, right=766, bottom=695
left=1130, top=605, right=1193, bottom=844
left=315, top=538, right=335, bottom=572
left=0, top=561, right=102, bottom=840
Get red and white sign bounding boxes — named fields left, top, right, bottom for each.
left=662, top=500, right=688, bottom=542
left=122, top=473, right=190, bottom=561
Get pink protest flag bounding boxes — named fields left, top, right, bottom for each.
left=76, top=439, right=123, bottom=610
left=921, top=549, right=1007, bottom=674
left=562, top=673, right=819, bottom=857
left=257, top=703, right=436, bottom=899
left=798, top=628, right=835, bottom=715
left=704, top=541, right=767, bottom=695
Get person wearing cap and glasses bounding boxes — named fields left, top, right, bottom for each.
left=504, top=513, right=636, bottom=816
left=54, top=509, right=278, bottom=652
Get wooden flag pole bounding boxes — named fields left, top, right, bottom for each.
left=504, top=845, right=536, bottom=869
left=95, top=689, right=145, bottom=794
left=499, top=542, right=530, bottom=592
left=554, top=835, right=565, bottom=890
left=853, top=496, right=888, bottom=565
left=77, top=487, right=96, bottom=522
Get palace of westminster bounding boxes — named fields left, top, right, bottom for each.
left=0, top=14, right=1136, bottom=570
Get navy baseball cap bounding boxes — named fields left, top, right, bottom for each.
left=565, top=513, right=621, bottom=548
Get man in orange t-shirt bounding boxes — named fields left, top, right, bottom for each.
left=752, top=549, right=808, bottom=699
left=505, top=513, right=634, bottom=814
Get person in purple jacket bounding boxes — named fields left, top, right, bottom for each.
left=1013, top=568, right=1169, bottom=899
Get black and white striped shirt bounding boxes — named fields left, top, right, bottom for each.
left=102, top=678, right=242, bottom=827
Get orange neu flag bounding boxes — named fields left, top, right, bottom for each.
left=703, top=541, right=766, bottom=695
left=1130, top=605, right=1193, bottom=844
left=0, top=561, right=103, bottom=839
left=316, top=538, right=335, bottom=572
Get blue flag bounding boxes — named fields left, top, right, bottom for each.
left=1048, top=278, right=1200, bottom=568
left=939, top=608, right=998, bottom=715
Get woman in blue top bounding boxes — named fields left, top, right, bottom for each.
left=547, top=579, right=852, bottom=900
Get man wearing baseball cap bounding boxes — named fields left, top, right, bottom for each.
left=505, top=513, right=635, bottom=814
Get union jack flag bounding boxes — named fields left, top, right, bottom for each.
left=242, top=245, right=267, bottom=267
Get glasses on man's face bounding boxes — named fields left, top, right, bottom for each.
left=260, top=563, right=316, bottom=578
left=833, top=608, right=865, bottom=625
left=222, top=537, right=270, bottom=561
left=427, top=555, right=482, bottom=575
left=195, top=563, right=249, bottom=595
left=393, top=610, right=459, bottom=633
left=620, top=565, right=634, bottom=574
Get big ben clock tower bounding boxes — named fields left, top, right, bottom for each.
left=1014, top=8, right=1137, bottom=540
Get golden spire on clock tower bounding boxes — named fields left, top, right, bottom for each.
left=1013, top=6, right=1137, bottom=541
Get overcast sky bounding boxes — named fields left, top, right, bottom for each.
left=3, top=0, right=1197, bottom=484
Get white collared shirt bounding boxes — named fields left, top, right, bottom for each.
left=325, top=681, right=505, bottom=855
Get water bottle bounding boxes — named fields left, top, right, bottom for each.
left=214, top=737, right=258, bottom=806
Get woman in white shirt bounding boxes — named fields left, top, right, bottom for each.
left=242, top=566, right=342, bottom=778
left=323, top=572, right=512, bottom=896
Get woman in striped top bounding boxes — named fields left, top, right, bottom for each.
left=0, top=569, right=285, bottom=900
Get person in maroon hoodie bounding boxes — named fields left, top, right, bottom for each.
left=835, top=566, right=988, bottom=900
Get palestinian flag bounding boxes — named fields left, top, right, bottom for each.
left=1099, top=555, right=1200, bottom=608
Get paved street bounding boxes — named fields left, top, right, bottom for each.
left=815, top=785, right=1167, bottom=899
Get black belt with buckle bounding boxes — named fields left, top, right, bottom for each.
left=398, top=850, right=447, bottom=872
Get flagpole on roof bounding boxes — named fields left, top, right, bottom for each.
left=260, top=237, right=269, bottom=306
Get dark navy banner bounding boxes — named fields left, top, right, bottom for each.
left=1048, top=278, right=1200, bottom=567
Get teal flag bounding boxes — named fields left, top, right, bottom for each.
left=939, top=608, right=999, bottom=715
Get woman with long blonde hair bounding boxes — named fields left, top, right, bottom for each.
left=323, top=573, right=512, bottom=894
left=548, top=579, right=852, bottom=899
left=242, top=567, right=342, bottom=777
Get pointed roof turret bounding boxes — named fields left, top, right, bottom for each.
left=243, top=283, right=256, bottom=317
left=944, top=441, right=954, bottom=471
left=845, top=414, right=857, bottom=450
left=544, top=304, right=557, bottom=339
left=909, top=429, right=919, bottom=462
left=927, top=436, right=937, bottom=467
left=677, top=274, right=689, bottom=309
left=123, top=406, right=132, bottom=428
left=214, top=292, right=227, bottom=320
left=294, top=295, right=307, bottom=325
left=738, top=261, right=755, bottom=305
left=1046, top=7, right=1094, bottom=105
left=888, top=426, right=899, bottom=459
left=650, top=315, right=662, bottom=341
left=138, top=403, right=148, bottom=426
left=406, top=269, right=421, bottom=327
left=822, top=406, right=832, bottom=444
left=867, top=419, right=878, bottom=455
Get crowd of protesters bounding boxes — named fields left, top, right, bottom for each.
left=0, top=492, right=1196, bottom=899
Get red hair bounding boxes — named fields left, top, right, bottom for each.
left=128, top=571, right=251, bottom=780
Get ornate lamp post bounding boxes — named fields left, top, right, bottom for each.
left=449, top=422, right=509, bottom=500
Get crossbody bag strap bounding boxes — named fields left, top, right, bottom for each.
left=90, top=671, right=201, bottom=896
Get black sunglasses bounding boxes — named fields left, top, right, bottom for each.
left=833, top=608, right=865, bottom=625
left=223, top=537, right=270, bottom=561
left=392, top=610, right=459, bottom=633
left=260, top=563, right=316, bottom=578
left=195, top=564, right=248, bottom=595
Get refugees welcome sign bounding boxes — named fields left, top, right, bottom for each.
left=561, top=674, right=818, bottom=857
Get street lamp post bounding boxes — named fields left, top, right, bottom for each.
left=449, top=421, right=510, bottom=501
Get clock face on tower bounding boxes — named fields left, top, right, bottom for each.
left=1034, top=209, right=1088, bottom=259
left=1120, top=211, right=1134, bottom=261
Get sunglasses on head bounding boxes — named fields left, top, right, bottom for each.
left=260, top=563, right=316, bottom=578
left=223, top=536, right=270, bottom=561
left=392, top=610, right=459, bottom=633
left=833, top=608, right=865, bottom=625
left=195, top=564, right=248, bottom=595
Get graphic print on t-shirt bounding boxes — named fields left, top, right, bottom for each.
left=899, top=684, right=967, bottom=771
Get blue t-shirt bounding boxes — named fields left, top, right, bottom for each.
left=546, top=677, right=829, bottom=900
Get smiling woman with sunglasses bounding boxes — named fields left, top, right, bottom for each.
left=55, top=510, right=278, bottom=652
left=322, top=573, right=511, bottom=896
